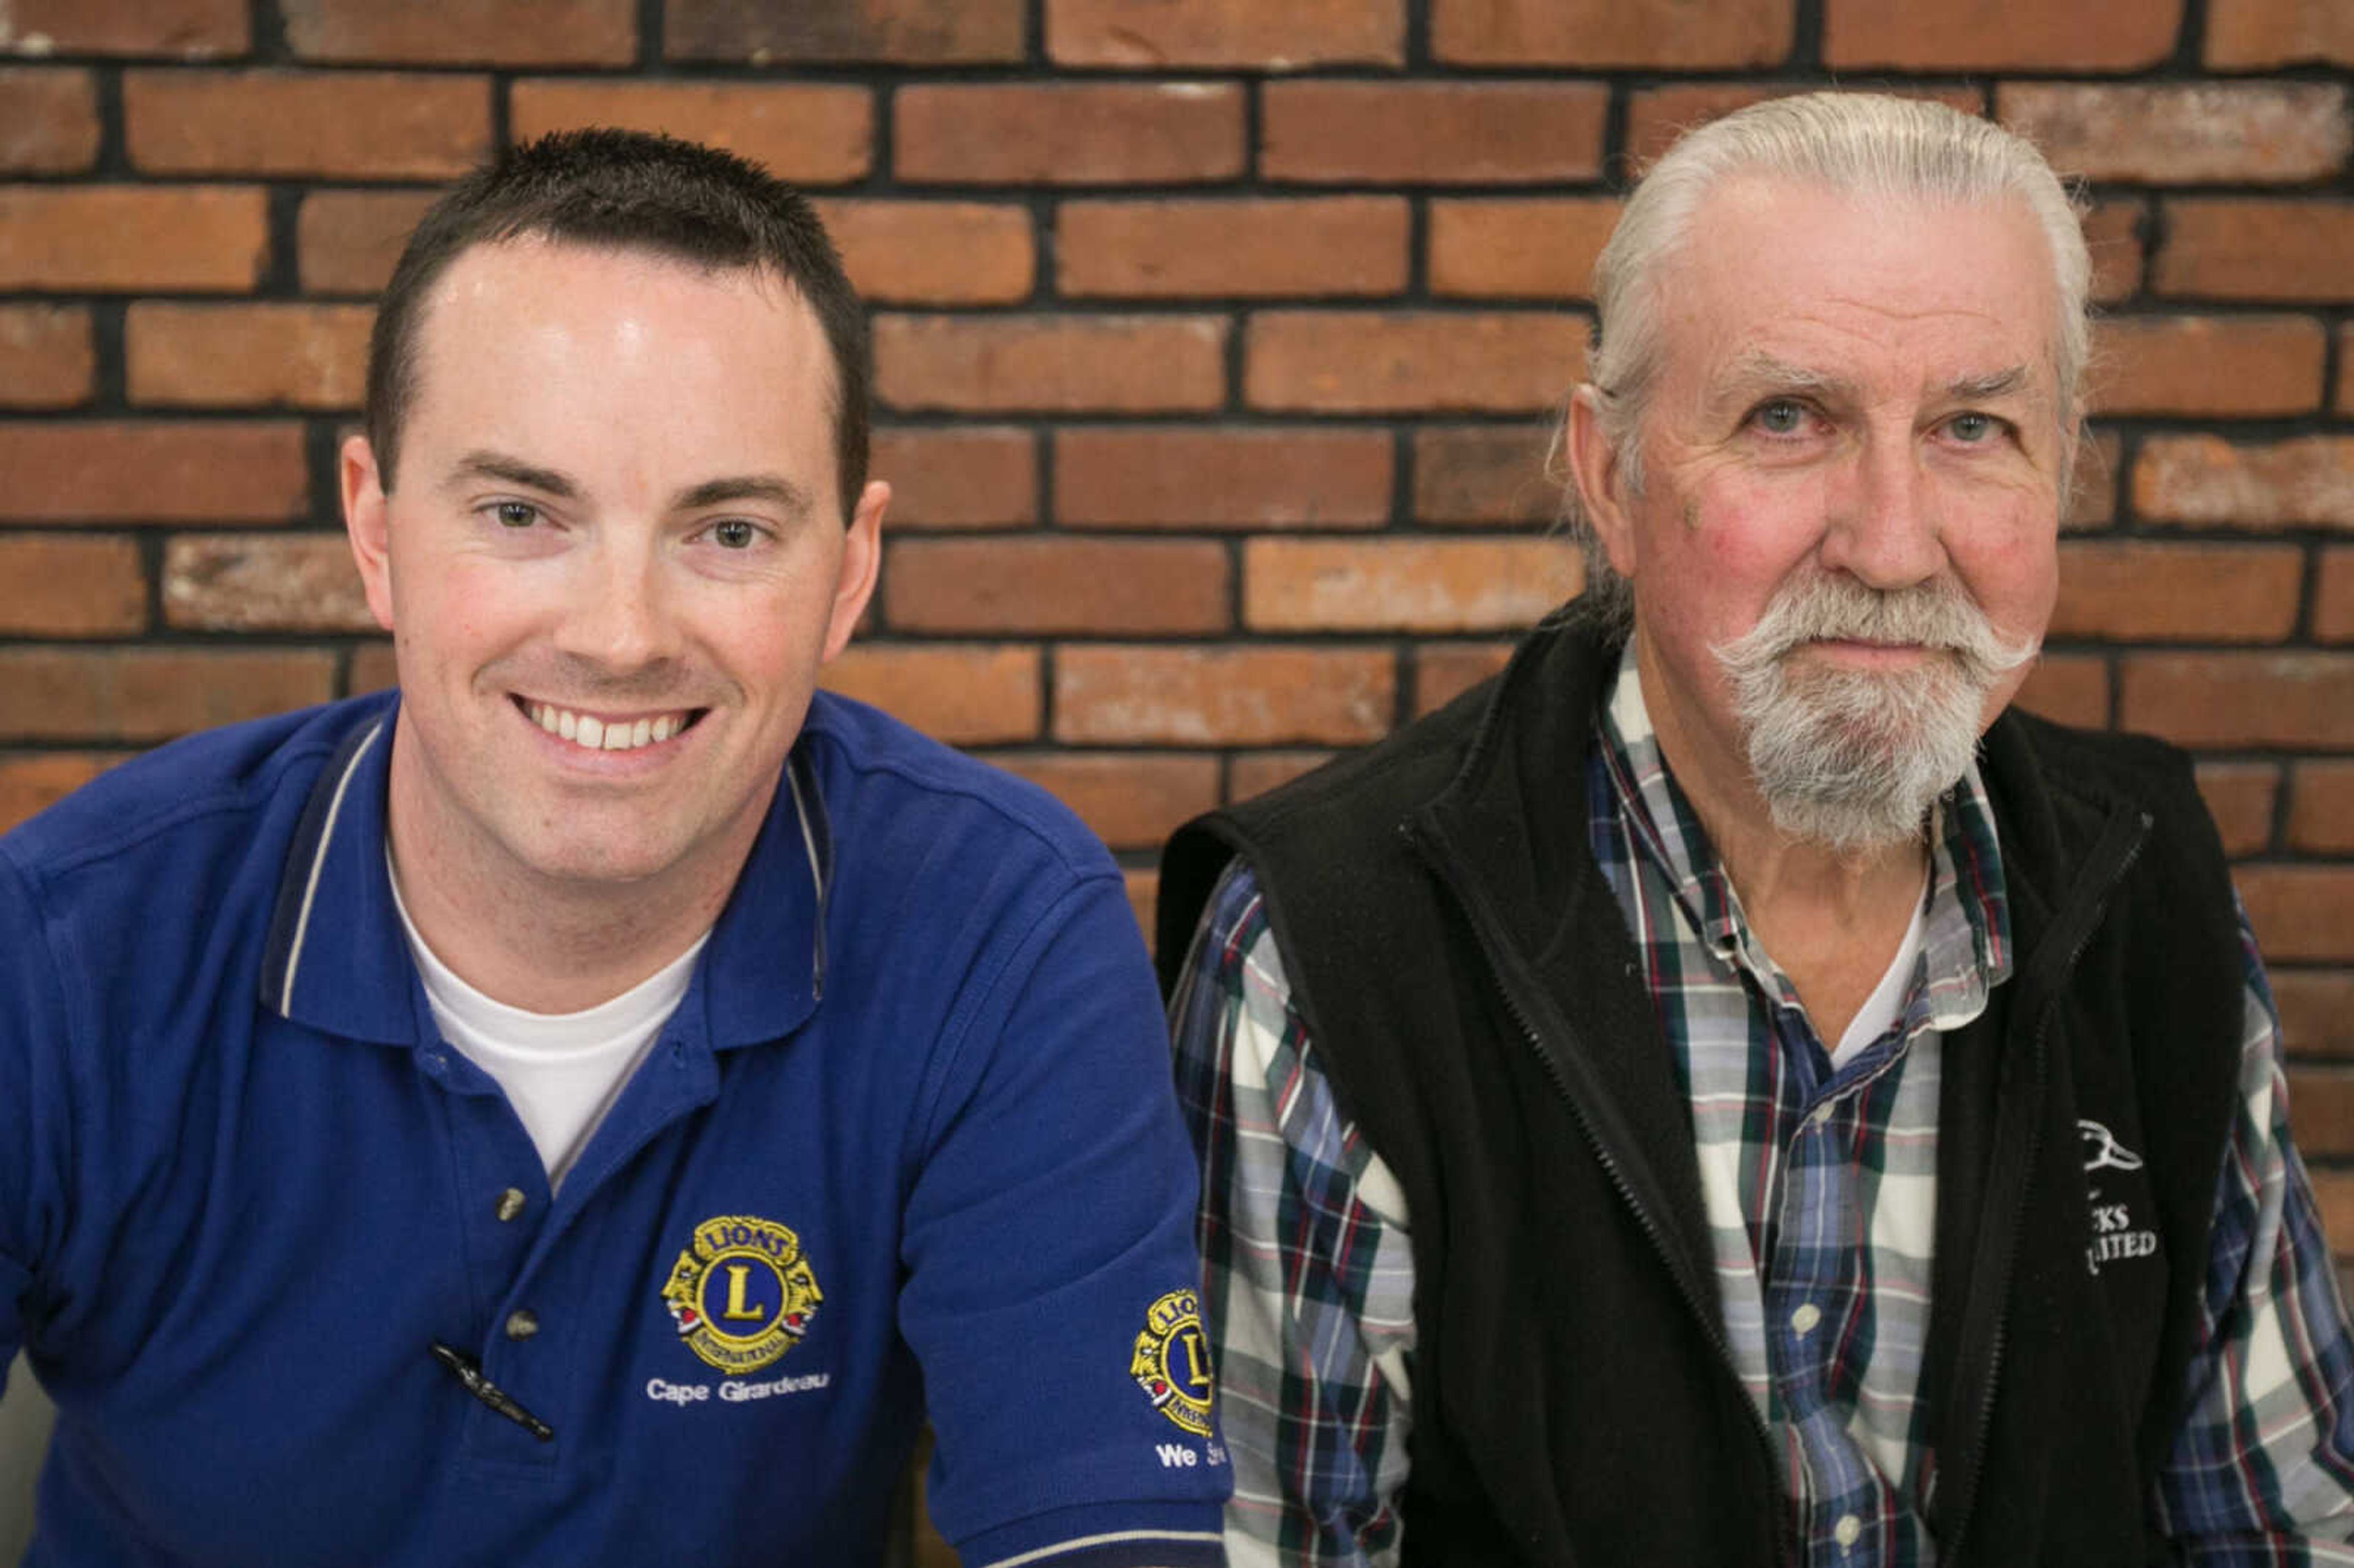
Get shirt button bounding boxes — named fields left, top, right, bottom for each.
left=1790, top=1303, right=1822, bottom=1335
left=494, top=1188, right=527, bottom=1222
left=1834, top=1513, right=1862, bottom=1548
left=505, top=1310, right=539, bottom=1341
left=1810, top=1101, right=1835, bottom=1127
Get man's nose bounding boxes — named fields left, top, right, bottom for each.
left=551, top=543, right=681, bottom=671
left=1818, top=436, right=1947, bottom=591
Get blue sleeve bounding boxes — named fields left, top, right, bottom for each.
left=897, top=869, right=1228, bottom=1568
left=0, top=845, right=72, bottom=1396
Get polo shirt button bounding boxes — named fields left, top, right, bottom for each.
left=505, top=1310, right=539, bottom=1341
left=495, top=1188, right=527, bottom=1222
left=1834, top=1513, right=1862, bottom=1548
left=1790, top=1303, right=1821, bottom=1335
left=1810, top=1101, right=1834, bottom=1127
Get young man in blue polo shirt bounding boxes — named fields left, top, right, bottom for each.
left=0, top=130, right=1227, bottom=1567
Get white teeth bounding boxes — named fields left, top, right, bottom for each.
left=525, top=702, right=691, bottom=755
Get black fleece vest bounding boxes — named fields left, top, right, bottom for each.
left=1159, top=612, right=2247, bottom=1567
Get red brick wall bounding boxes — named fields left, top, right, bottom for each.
left=1, top=1, right=2350, bottom=1254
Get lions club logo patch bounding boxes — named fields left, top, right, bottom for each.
left=1130, top=1288, right=1214, bottom=1437
left=662, top=1214, right=823, bottom=1376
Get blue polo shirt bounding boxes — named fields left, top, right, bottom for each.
left=0, top=690, right=1227, bottom=1567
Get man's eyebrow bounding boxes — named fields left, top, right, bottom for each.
left=1943, top=365, right=2033, bottom=402
left=448, top=451, right=579, bottom=498
left=1713, top=351, right=1854, bottom=403
left=672, top=474, right=815, bottom=516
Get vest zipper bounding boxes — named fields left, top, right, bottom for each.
left=1407, top=820, right=1791, bottom=1567
left=1932, top=810, right=2151, bottom=1562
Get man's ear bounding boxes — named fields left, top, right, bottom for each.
left=341, top=433, right=397, bottom=633
left=821, top=479, right=888, bottom=664
left=1566, top=385, right=1640, bottom=582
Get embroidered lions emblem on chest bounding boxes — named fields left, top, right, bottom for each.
left=662, top=1214, right=823, bottom=1374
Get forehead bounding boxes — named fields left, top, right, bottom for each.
left=402, top=238, right=836, bottom=471
left=1653, top=175, right=2060, bottom=404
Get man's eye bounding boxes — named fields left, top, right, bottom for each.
left=1751, top=399, right=1807, bottom=435
left=710, top=520, right=758, bottom=549
left=1947, top=412, right=1997, bottom=443
left=492, top=501, right=538, bottom=528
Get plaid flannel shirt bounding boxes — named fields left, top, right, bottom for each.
left=1169, top=650, right=2354, bottom=1567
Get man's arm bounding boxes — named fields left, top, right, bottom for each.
left=2154, top=910, right=2354, bottom=1561
left=1170, top=861, right=1417, bottom=1568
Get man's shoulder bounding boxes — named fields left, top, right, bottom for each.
left=2, top=695, right=390, bottom=892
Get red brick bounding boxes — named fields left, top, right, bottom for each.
left=512, top=82, right=872, bottom=188
left=1056, top=427, right=1391, bottom=529
left=1058, top=197, right=1408, bottom=299
left=1414, top=425, right=1561, bottom=526
left=162, top=535, right=373, bottom=632
left=2049, top=542, right=2302, bottom=642
left=1244, top=538, right=1582, bottom=633
left=2090, top=316, right=2325, bottom=417
left=2238, top=866, right=2354, bottom=963
left=885, top=539, right=1229, bottom=634
left=871, top=427, right=1035, bottom=529
left=2132, top=435, right=2354, bottom=530
left=1415, top=642, right=1515, bottom=716
left=0, top=68, right=96, bottom=171
left=2083, top=200, right=2146, bottom=306
left=874, top=314, right=1226, bottom=414
left=1998, top=83, right=2348, bottom=183
left=2065, top=428, right=2124, bottom=532
left=2195, top=761, right=2280, bottom=856
left=812, top=200, right=1030, bottom=305
left=2205, top=0, right=2354, bottom=68
left=297, top=191, right=438, bottom=296
left=1622, top=83, right=1986, bottom=172
left=2312, top=1168, right=2354, bottom=1252
left=1262, top=82, right=1607, bottom=183
left=666, top=0, right=1024, bottom=64
left=2290, top=761, right=2354, bottom=854
left=978, top=752, right=1220, bottom=851
left=1126, top=869, right=1158, bottom=945
left=0, top=0, right=246, bottom=58
left=0, top=649, right=334, bottom=742
left=125, top=70, right=489, bottom=180
left=283, top=0, right=634, bottom=66
left=2278, top=972, right=2354, bottom=1059
left=1428, top=198, right=1619, bottom=300
left=0, top=186, right=265, bottom=292
left=1056, top=646, right=1395, bottom=745
left=1228, top=750, right=1334, bottom=800
left=2152, top=200, right=2354, bottom=303
left=0, top=536, right=145, bottom=636
left=1247, top=311, right=1584, bottom=414
left=2296, top=1069, right=2354, bottom=1156
left=0, top=753, right=127, bottom=834
left=1048, top=0, right=1403, bottom=67
left=0, top=422, right=308, bottom=524
left=349, top=641, right=397, bottom=693
left=2325, top=550, right=2354, bottom=643
left=1825, top=0, right=2179, bottom=69
left=2121, top=653, right=2354, bottom=748
left=0, top=304, right=93, bottom=408
left=128, top=303, right=372, bottom=410
left=2011, top=653, right=2109, bottom=728
left=1431, top=0, right=1792, bottom=67
left=820, top=645, right=1040, bottom=744
left=2342, top=324, right=2353, bottom=416
left=896, top=85, right=1244, bottom=185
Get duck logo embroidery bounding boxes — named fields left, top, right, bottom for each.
left=663, top=1214, right=823, bottom=1375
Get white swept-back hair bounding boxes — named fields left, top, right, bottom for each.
left=1565, top=91, right=2091, bottom=632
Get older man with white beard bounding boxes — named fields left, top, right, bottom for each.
left=1156, top=93, right=2354, bottom=1567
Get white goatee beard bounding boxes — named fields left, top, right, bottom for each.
left=1710, top=573, right=2039, bottom=854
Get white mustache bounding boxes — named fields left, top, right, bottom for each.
left=1713, top=573, right=2038, bottom=685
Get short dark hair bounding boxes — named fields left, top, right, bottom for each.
left=364, top=127, right=870, bottom=523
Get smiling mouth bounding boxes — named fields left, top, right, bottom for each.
left=517, top=698, right=706, bottom=753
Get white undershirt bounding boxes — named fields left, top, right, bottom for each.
left=1828, top=874, right=1930, bottom=1068
left=388, top=858, right=706, bottom=1189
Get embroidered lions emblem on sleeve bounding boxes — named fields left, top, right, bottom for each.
left=1130, top=1288, right=1214, bottom=1437
left=661, top=1214, right=823, bottom=1375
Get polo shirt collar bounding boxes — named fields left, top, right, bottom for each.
left=261, top=695, right=831, bottom=1051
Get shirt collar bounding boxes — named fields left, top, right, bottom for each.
left=1594, top=645, right=2013, bottom=1023
left=261, top=693, right=832, bottom=1051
